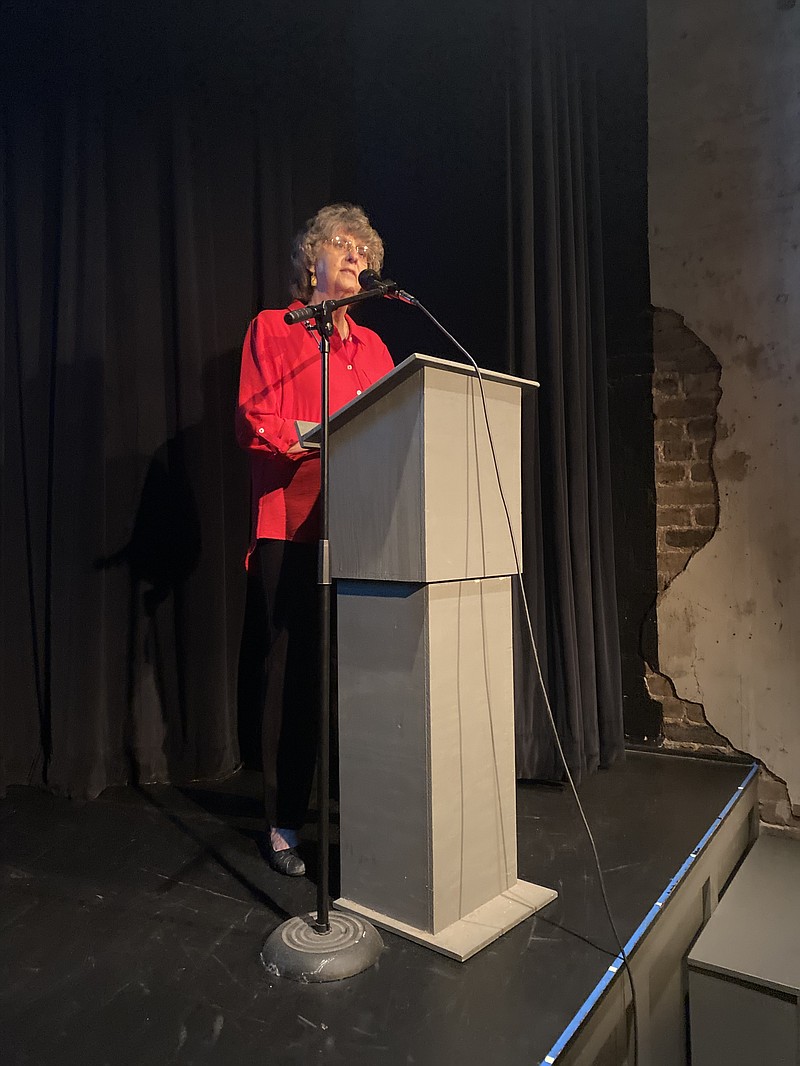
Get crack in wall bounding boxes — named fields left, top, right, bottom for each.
left=644, top=661, right=735, bottom=753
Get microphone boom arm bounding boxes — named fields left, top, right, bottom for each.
left=284, top=286, right=387, bottom=326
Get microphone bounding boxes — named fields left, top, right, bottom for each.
left=284, top=304, right=318, bottom=325
left=359, top=269, right=416, bottom=306
left=283, top=271, right=398, bottom=325
left=358, top=269, right=398, bottom=293
left=283, top=271, right=415, bottom=328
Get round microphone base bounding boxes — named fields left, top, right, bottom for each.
left=260, top=911, right=383, bottom=983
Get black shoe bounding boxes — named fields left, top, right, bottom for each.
left=266, top=840, right=306, bottom=877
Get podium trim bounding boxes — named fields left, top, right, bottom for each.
left=311, top=352, right=539, bottom=441
left=335, top=879, right=557, bottom=962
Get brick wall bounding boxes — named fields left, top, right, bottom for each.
left=649, top=308, right=730, bottom=749
left=652, top=309, right=720, bottom=592
left=649, top=308, right=800, bottom=834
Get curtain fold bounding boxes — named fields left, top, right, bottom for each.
left=1, top=87, right=304, bottom=796
left=507, top=2, right=625, bottom=782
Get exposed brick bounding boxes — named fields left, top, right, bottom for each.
left=652, top=328, right=690, bottom=356
left=758, top=771, right=791, bottom=804
left=687, top=416, right=715, bottom=439
left=652, top=310, right=688, bottom=340
left=644, top=668, right=673, bottom=699
left=675, top=345, right=719, bottom=374
left=658, top=482, right=716, bottom=506
left=690, top=462, right=714, bottom=483
left=683, top=701, right=711, bottom=725
left=654, top=419, right=685, bottom=442
left=657, top=345, right=718, bottom=374
left=656, top=463, right=689, bottom=485
left=652, top=313, right=726, bottom=611
left=654, top=384, right=681, bottom=402
left=663, top=737, right=732, bottom=756
left=654, top=367, right=680, bottom=384
left=757, top=772, right=798, bottom=829
left=693, top=504, right=718, bottom=527
left=664, top=719, right=726, bottom=746
left=666, top=528, right=713, bottom=549
left=657, top=506, right=691, bottom=526
left=684, top=371, right=721, bottom=395
left=660, top=695, right=688, bottom=721
left=662, top=440, right=694, bottom=461
left=660, top=551, right=690, bottom=582
left=760, top=798, right=796, bottom=827
left=653, top=352, right=681, bottom=372
left=654, top=395, right=718, bottom=419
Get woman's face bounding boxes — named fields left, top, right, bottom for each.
left=311, top=233, right=371, bottom=300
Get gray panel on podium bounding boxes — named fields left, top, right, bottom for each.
left=335, top=577, right=556, bottom=960
left=336, top=577, right=517, bottom=930
left=328, top=354, right=538, bottom=583
left=336, top=581, right=431, bottom=929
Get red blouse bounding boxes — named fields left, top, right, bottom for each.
left=236, top=302, right=394, bottom=551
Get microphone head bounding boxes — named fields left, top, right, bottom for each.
left=358, top=268, right=383, bottom=290
left=359, top=269, right=400, bottom=295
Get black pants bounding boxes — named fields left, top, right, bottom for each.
left=254, top=538, right=321, bottom=831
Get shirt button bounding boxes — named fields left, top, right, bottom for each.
left=356, top=389, right=362, bottom=395
left=347, top=364, right=353, bottom=370
left=258, top=427, right=264, bottom=434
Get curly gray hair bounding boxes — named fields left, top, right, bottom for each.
left=289, top=203, right=385, bottom=302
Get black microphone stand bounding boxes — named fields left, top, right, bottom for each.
left=260, top=286, right=386, bottom=983
left=310, top=301, right=333, bottom=935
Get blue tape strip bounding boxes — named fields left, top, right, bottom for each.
left=540, top=760, right=758, bottom=1065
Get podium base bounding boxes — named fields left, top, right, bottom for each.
left=260, top=912, right=384, bottom=982
left=335, top=879, right=557, bottom=963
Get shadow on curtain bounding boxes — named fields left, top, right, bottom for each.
left=1, top=84, right=311, bottom=795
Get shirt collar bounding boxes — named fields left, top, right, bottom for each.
left=288, top=300, right=365, bottom=345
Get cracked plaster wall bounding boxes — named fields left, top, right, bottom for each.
left=649, top=0, right=800, bottom=808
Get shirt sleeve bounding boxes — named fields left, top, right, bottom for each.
left=235, top=315, right=308, bottom=463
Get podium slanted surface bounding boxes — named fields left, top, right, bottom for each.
left=328, top=354, right=555, bottom=960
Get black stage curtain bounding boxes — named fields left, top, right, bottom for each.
left=1, top=1, right=623, bottom=797
left=506, top=4, right=625, bottom=781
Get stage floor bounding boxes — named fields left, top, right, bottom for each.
left=0, top=752, right=754, bottom=1066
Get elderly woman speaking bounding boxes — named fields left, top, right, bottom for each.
left=236, top=203, right=394, bottom=876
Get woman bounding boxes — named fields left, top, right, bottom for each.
left=236, top=203, right=394, bottom=876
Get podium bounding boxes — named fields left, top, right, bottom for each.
left=327, top=354, right=557, bottom=961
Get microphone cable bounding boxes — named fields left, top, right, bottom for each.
left=400, top=291, right=640, bottom=1066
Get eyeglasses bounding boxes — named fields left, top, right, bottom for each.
left=325, top=235, right=371, bottom=261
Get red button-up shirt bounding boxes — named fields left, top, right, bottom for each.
left=236, top=302, right=394, bottom=551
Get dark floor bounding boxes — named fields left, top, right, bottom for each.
left=0, top=752, right=751, bottom=1066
